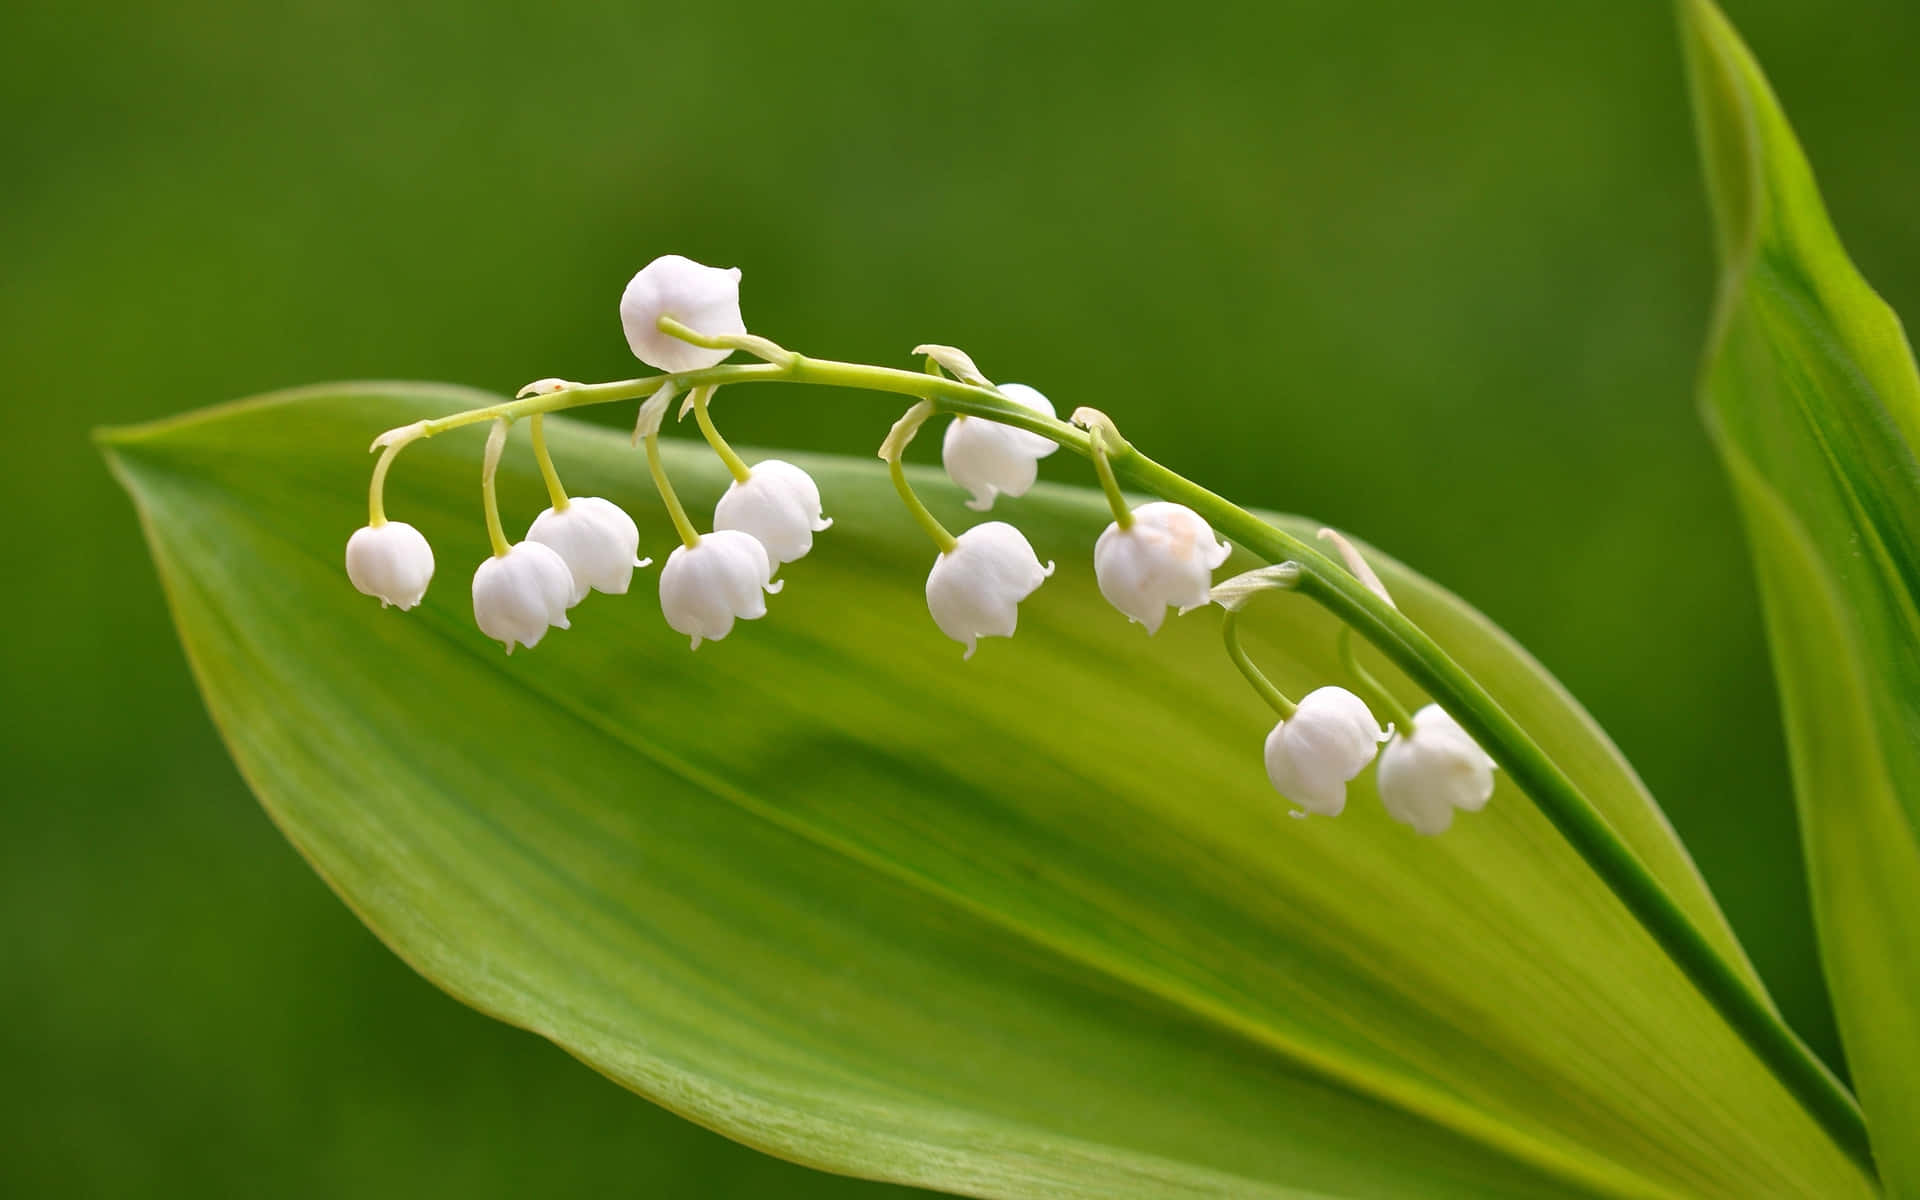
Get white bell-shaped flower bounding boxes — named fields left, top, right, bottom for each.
left=1376, top=703, right=1497, bottom=835
left=1094, top=501, right=1232, bottom=634
left=526, top=497, right=651, bottom=606
left=1263, top=686, right=1388, bottom=817
left=941, top=383, right=1060, bottom=511
left=472, top=542, right=575, bottom=654
left=925, top=521, right=1055, bottom=659
left=713, top=459, right=832, bottom=569
left=659, top=529, right=782, bottom=649
left=619, top=254, right=746, bottom=373
left=345, top=521, right=435, bottom=610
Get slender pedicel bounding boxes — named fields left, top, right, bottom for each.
left=688, top=385, right=753, bottom=484
left=647, top=427, right=701, bottom=552
left=880, top=401, right=958, bottom=555
left=529, top=413, right=569, bottom=512
left=480, top=419, right=512, bottom=559
left=1220, top=607, right=1296, bottom=720
left=1081, top=415, right=1133, bottom=531
left=1336, top=627, right=1416, bottom=736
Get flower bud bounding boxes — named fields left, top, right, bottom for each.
left=526, top=497, right=651, bottom=606
left=925, top=521, right=1054, bottom=659
left=1375, top=703, right=1497, bottom=835
left=941, top=382, right=1059, bottom=511
left=713, top=459, right=833, bottom=569
left=659, top=529, right=782, bottom=649
left=1263, top=686, right=1388, bottom=817
left=345, top=522, right=435, bottom=610
left=619, top=254, right=746, bottom=373
left=472, top=542, right=575, bottom=653
left=1094, top=501, right=1232, bottom=633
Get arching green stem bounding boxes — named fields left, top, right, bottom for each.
left=1116, top=446, right=1867, bottom=1170
left=1221, top=608, right=1295, bottom=719
left=1337, top=626, right=1416, bottom=734
left=690, top=386, right=753, bottom=484
left=529, top=413, right=569, bottom=512
left=480, top=419, right=511, bottom=558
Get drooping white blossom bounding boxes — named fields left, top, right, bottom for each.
left=526, top=497, right=651, bottom=606
left=1375, top=703, right=1497, bottom=835
left=659, top=529, right=782, bottom=649
left=713, top=459, right=832, bottom=569
left=1263, top=686, right=1389, bottom=817
left=345, top=522, right=435, bottom=610
left=1093, top=501, right=1232, bottom=633
left=472, top=542, right=576, bottom=653
left=941, top=383, right=1060, bottom=511
left=925, top=521, right=1054, bottom=659
left=619, top=254, right=746, bottom=373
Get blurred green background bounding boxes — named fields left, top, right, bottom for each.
left=7, top=0, right=1919, bottom=1194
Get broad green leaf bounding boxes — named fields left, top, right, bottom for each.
left=1685, top=1, right=1920, bottom=1191
left=102, top=385, right=1868, bottom=1198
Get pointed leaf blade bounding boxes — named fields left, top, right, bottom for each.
left=1684, top=1, right=1920, bottom=1190
left=101, top=385, right=1870, bottom=1197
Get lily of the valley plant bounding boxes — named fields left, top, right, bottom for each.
left=337, top=196, right=1877, bottom=1181
left=107, top=3, right=1920, bottom=1194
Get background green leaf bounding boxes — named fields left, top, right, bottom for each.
left=103, top=383, right=1869, bottom=1197
left=1684, top=0, right=1920, bottom=1190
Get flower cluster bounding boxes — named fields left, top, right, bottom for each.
left=1258, top=686, right=1493, bottom=834
left=343, top=252, right=1496, bottom=835
left=1214, top=548, right=1497, bottom=834
left=345, top=258, right=830, bottom=654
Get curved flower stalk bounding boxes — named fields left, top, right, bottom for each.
left=344, top=428, right=436, bottom=608
left=341, top=253, right=1872, bottom=1168
left=1079, top=408, right=1233, bottom=633
left=880, top=400, right=1053, bottom=658
left=470, top=420, right=575, bottom=653
left=520, top=410, right=652, bottom=605
left=682, top=384, right=833, bottom=569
